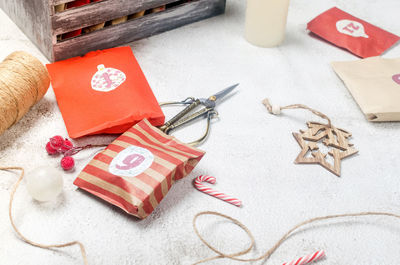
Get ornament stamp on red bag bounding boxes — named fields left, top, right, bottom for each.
left=91, top=64, right=126, bottom=92
left=109, top=146, right=154, bottom=177
left=336, top=20, right=369, bottom=38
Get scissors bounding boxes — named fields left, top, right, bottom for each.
left=159, top=84, right=238, bottom=146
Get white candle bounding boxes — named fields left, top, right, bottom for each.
left=245, top=0, right=290, bottom=47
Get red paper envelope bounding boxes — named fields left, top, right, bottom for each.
left=46, top=47, right=165, bottom=138
left=307, top=7, right=400, bottom=58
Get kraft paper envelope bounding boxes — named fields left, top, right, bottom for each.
left=332, top=57, right=400, bottom=122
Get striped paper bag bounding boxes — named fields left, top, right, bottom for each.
left=74, top=119, right=205, bottom=219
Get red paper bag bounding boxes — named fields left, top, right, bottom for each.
left=307, top=7, right=400, bottom=58
left=46, top=47, right=165, bottom=138
left=74, top=119, right=205, bottom=219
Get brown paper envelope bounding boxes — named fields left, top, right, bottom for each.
left=332, top=57, right=400, bottom=122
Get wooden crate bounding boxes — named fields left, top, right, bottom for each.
left=0, top=0, right=226, bottom=61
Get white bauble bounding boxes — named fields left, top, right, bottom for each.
left=25, top=166, right=63, bottom=202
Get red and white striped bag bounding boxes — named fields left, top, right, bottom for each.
left=74, top=119, right=205, bottom=219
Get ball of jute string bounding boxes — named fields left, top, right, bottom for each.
left=0, top=51, right=50, bottom=135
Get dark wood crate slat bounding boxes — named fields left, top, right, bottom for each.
left=53, top=0, right=225, bottom=61
left=52, top=0, right=180, bottom=35
left=1, top=0, right=226, bottom=61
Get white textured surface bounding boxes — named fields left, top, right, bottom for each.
left=1, top=0, right=400, bottom=264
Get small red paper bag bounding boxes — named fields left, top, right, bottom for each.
left=46, top=47, right=165, bottom=138
left=307, top=7, right=400, bottom=58
left=74, top=119, right=205, bottom=219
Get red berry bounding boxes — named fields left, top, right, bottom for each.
left=61, top=156, right=75, bottom=171
left=50, top=135, right=64, bottom=149
left=61, top=139, right=74, bottom=153
left=46, top=142, right=58, bottom=155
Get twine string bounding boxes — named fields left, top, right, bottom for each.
left=262, top=98, right=332, bottom=128
left=193, top=211, right=400, bottom=264
left=3, top=166, right=400, bottom=265
left=1, top=167, right=88, bottom=265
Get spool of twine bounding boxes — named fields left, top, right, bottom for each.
left=0, top=51, right=50, bottom=136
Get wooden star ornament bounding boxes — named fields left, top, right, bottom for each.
left=262, top=98, right=359, bottom=177
left=292, top=122, right=358, bottom=177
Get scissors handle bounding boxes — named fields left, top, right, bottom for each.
left=159, top=99, right=201, bottom=133
left=189, top=110, right=217, bottom=146
left=167, top=107, right=212, bottom=133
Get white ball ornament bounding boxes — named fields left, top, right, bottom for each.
left=25, top=166, right=63, bottom=202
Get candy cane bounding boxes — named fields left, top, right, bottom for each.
left=282, top=250, right=325, bottom=265
left=194, top=175, right=242, bottom=207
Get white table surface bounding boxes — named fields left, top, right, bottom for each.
left=1, top=0, right=400, bottom=264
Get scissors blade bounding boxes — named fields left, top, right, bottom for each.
left=200, top=83, right=238, bottom=108
left=213, top=83, right=239, bottom=101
